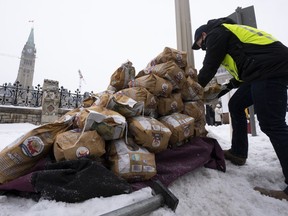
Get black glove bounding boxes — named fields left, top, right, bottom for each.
left=217, top=78, right=242, bottom=98
left=227, top=78, right=241, bottom=89
left=217, top=84, right=231, bottom=98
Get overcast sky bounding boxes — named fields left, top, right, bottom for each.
left=0, top=0, right=287, bottom=93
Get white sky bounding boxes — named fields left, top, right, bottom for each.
left=0, top=0, right=287, bottom=93
left=1, top=119, right=288, bottom=215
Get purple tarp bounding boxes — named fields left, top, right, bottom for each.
left=0, top=137, right=225, bottom=201
left=131, top=137, right=225, bottom=190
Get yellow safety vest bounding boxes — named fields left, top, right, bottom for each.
left=220, top=24, right=278, bottom=81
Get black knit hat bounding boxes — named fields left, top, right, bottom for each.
left=192, top=24, right=208, bottom=50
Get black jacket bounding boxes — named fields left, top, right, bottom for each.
left=198, top=18, right=288, bottom=87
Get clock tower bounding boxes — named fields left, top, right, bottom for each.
left=15, top=28, right=36, bottom=89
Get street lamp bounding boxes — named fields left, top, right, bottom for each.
left=174, top=0, right=195, bottom=68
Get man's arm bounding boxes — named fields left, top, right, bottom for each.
left=197, top=27, right=230, bottom=87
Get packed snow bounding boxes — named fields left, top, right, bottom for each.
left=0, top=117, right=288, bottom=216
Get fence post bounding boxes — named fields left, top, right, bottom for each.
left=41, top=79, right=60, bottom=124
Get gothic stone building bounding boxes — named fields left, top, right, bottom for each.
left=15, top=28, right=36, bottom=89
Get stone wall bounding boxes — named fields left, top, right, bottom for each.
left=0, top=106, right=71, bottom=125
left=0, top=106, right=42, bottom=125
left=0, top=79, right=73, bottom=125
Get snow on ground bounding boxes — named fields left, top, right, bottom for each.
left=0, top=119, right=288, bottom=216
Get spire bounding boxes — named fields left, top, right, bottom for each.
left=27, top=28, right=34, bottom=46
left=15, top=27, right=36, bottom=89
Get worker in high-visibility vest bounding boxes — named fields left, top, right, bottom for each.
left=192, top=17, right=288, bottom=200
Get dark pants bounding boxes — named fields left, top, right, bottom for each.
left=228, top=78, right=288, bottom=185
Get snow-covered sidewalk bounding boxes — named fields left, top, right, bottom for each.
left=0, top=122, right=287, bottom=216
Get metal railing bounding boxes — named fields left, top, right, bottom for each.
left=59, top=86, right=92, bottom=109
left=0, top=81, right=92, bottom=109
left=0, top=81, right=42, bottom=107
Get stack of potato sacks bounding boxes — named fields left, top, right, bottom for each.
left=53, top=47, right=208, bottom=183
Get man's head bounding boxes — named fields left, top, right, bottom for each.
left=192, top=24, right=208, bottom=50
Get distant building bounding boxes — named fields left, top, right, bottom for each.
left=15, top=28, right=36, bottom=89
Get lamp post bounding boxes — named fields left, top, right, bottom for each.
left=174, top=0, right=194, bottom=68
left=229, top=6, right=257, bottom=136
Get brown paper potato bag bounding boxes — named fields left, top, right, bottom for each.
left=183, top=100, right=205, bottom=122
left=107, top=61, right=135, bottom=92
left=145, top=47, right=187, bottom=69
left=54, top=129, right=105, bottom=162
left=128, top=116, right=171, bottom=153
left=107, top=138, right=156, bottom=182
left=0, top=119, right=73, bottom=184
left=159, top=113, right=195, bottom=147
left=106, top=93, right=144, bottom=118
left=129, top=74, right=172, bottom=98
left=142, top=61, right=186, bottom=90
left=180, top=76, right=204, bottom=101
left=119, top=87, right=158, bottom=117
left=77, top=106, right=126, bottom=141
left=157, top=93, right=184, bottom=116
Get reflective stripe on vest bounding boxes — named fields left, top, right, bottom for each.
left=222, top=24, right=278, bottom=45
left=220, top=24, right=278, bottom=81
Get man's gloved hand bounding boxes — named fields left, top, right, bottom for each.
left=217, top=84, right=231, bottom=98
left=217, top=78, right=242, bottom=98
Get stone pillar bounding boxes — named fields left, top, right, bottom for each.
left=41, top=79, right=60, bottom=124
left=175, top=0, right=194, bottom=68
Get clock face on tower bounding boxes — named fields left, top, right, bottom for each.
left=27, top=48, right=32, bottom=53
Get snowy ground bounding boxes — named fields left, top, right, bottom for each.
left=0, top=119, right=288, bottom=216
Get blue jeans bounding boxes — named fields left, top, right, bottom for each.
left=228, top=78, right=288, bottom=185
